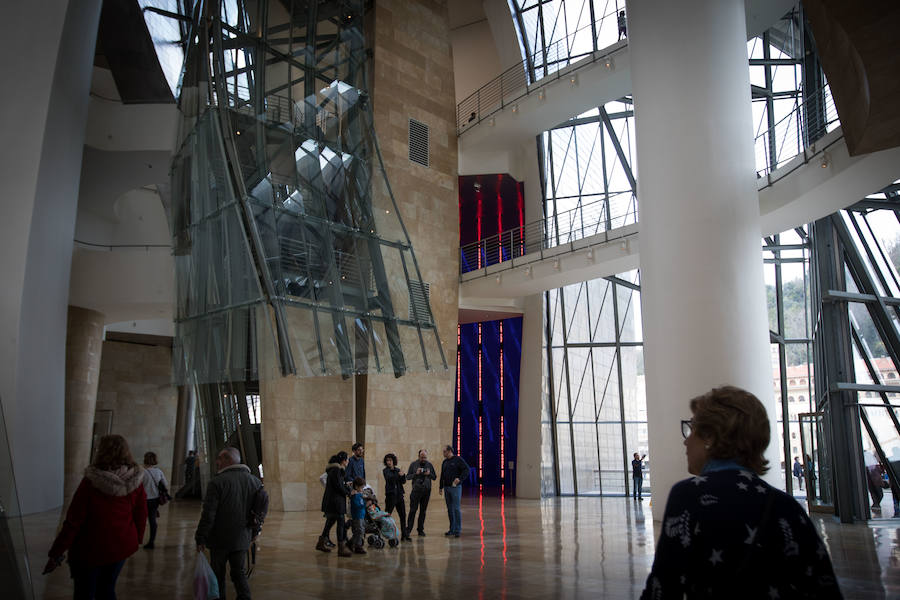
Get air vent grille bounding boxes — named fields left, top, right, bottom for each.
left=409, top=118, right=429, bottom=167
left=408, top=280, right=433, bottom=324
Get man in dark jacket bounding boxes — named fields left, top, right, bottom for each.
left=196, top=447, right=262, bottom=600
left=406, top=449, right=437, bottom=536
left=345, top=442, right=365, bottom=482
left=439, top=445, right=469, bottom=538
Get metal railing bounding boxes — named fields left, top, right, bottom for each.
left=754, top=84, right=840, bottom=178
left=460, top=192, right=637, bottom=276
left=457, top=10, right=625, bottom=135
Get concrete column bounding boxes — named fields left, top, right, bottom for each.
left=515, top=139, right=547, bottom=498
left=63, top=306, right=105, bottom=501
left=627, top=0, right=778, bottom=520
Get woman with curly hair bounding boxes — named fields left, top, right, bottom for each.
left=45, top=434, right=147, bottom=598
left=641, top=386, right=843, bottom=599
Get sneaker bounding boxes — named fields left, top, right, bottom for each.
left=444, top=531, right=453, bottom=536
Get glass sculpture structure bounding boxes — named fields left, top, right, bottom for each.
left=168, top=0, right=445, bottom=383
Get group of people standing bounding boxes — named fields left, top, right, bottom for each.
left=317, top=443, right=470, bottom=557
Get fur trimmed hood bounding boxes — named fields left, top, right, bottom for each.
left=326, top=462, right=344, bottom=471
left=84, top=464, right=144, bottom=497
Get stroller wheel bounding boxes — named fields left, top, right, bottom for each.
left=367, top=534, right=377, bottom=547
left=374, top=537, right=385, bottom=549
left=388, top=538, right=398, bottom=548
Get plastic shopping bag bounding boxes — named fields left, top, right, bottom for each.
left=194, top=552, right=220, bottom=600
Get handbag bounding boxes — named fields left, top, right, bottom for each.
left=158, top=480, right=172, bottom=506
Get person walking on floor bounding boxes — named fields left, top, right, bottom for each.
left=44, top=434, right=147, bottom=599
left=439, top=445, right=469, bottom=538
left=383, top=453, right=411, bottom=541
left=631, top=452, right=646, bottom=500
left=141, top=451, right=169, bottom=549
left=406, top=449, right=436, bottom=537
left=792, top=456, right=804, bottom=491
left=317, top=451, right=352, bottom=557
left=195, top=447, right=262, bottom=600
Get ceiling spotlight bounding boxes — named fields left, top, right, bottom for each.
left=235, top=130, right=242, bottom=136
left=604, top=57, right=614, bottom=69
left=820, top=151, right=830, bottom=169
left=473, top=182, right=482, bottom=191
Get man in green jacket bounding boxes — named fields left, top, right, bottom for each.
left=196, top=447, right=262, bottom=600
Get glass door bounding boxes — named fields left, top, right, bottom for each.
left=798, top=412, right=834, bottom=512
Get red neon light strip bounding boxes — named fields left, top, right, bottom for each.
left=476, top=177, right=483, bottom=268
left=497, top=174, right=504, bottom=262
left=517, top=182, right=525, bottom=256
left=456, top=325, right=461, bottom=453
left=478, top=324, right=483, bottom=482
left=500, top=321, right=505, bottom=480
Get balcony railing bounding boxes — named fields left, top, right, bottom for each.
left=460, top=191, right=637, bottom=276
left=456, top=9, right=625, bottom=135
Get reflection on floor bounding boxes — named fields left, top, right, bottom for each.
left=24, top=494, right=900, bottom=599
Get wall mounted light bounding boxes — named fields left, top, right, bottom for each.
left=569, top=74, right=578, bottom=87
left=511, top=104, right=519, bottom=114
left=820, top=150, right=831, bottom=169
left=620, top=240, right=629, bottom=252
left=538, top=89, right=545, bottom=101
left=488, top=117, right=496, bottom=127
left=586, top=248, right=594, bottom=261
left=604, top=57, right=614, bottom=70
left=524, top=265, right=533, bottom=278
left=553, top=258, right=561, bottom=270
left=496, top=274, right=502, bottom=284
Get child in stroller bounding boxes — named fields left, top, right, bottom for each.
left=364, top=490, right=400, bottom=548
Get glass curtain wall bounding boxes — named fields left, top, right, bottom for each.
left=505, top=4, right=836, bottom=496
left=810, top=183, right=900, bottom=521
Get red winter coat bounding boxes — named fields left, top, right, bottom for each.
left=48, top=465, right=148, bottom=567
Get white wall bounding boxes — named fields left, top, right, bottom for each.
left=1, top=0, right=103, bottom=514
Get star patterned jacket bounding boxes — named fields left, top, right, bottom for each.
left=640, top=466, right=843, bottom=599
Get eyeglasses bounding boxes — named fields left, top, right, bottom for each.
left=681, top=419, right=693, bottom=439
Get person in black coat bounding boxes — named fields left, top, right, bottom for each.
left=383, top=453, right=410, bottom=541
left=640, top=386, right=842, bottom=599
left=317, top=451, right=351, bottom=556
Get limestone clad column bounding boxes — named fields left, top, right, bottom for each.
left=627, top=0, right=779, bottom=520
left=64, top=306, right=104, bottom=500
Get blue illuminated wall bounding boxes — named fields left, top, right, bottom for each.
left=455, top=318, right=522, bottom=492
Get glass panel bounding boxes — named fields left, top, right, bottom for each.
left=0, top=397, right=34, bottom=598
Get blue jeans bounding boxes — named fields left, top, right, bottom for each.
left=70, top=560, right=125, bottom=599
left=444, top=486, right=462, bottom=534
left=633, top=476, right=643, bottom=499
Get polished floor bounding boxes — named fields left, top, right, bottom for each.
left=24, top=494, right=900, bottom=599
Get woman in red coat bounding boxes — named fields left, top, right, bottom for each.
left=45, top=434, right=148, bottom=599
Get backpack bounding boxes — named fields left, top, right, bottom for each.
left=248, top=485, right=269, bottom=539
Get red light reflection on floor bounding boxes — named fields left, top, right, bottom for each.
left=501, top=486, right=507, bottom=563
left=479, top=491, right=485, bottom=569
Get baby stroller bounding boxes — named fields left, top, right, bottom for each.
left=364, top=492, right=400, bottom=549
left=344, top=486, right=398, bottom=549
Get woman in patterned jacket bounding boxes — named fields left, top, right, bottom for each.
left=640, top=386, right=842, bottom=599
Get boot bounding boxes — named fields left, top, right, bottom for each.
left=338, top=542, right=352, bottom=557
left=325, top=537, right=336, bottom=548
left=353, top=544, right=367, bottom=554
left=315, top=536, right=331, bottom=553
